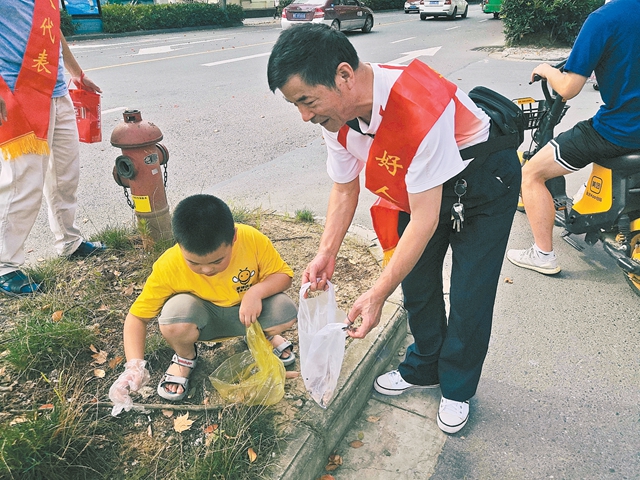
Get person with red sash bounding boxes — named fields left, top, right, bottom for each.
left=0, top=0, right=104, bottom=296
left=268, top=24, right=521, bottom=434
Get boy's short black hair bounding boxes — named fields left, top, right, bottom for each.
left=267, top=23, right=360, bottom=92
left=172, top=194, right=235, bottom=256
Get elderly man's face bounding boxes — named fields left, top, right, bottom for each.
left=280, top=74, right=350, bottom=133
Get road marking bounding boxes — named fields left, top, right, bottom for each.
left=102, top=107, right=128, bottom=115
left=69, top=36, right=186, bottom=49
left=202, top=52, right=270, bottom=67
left=390, top=46, right=441, bottom=64
left=136, top=38, right=231, bottom=55
left=391, top=37, right=416, bottom=44
left=445, top=26, right=460, bottom=31
left=84, top=41, right=275, bottom=72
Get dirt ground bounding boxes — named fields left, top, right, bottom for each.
left=0, top=213, right=382, bottom=469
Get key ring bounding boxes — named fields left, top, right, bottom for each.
left=454, top=179, right=467, bottom=197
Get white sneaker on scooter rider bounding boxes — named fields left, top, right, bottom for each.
left=506, top=245, right=561, bottom=275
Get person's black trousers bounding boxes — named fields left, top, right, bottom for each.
left=397, top=148, right=521, bottom=402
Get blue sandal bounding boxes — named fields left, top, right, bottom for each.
left=0, top=270, right=42, bottom=297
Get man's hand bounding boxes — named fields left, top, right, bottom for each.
left=72, top=73, right=102, bottom=93
left=0, top=94, right=7, bottom=125
left=530, top=62, right=553, bottom=83
left=302, top=252, right=336, bottom=292
left=530, top=62, right=587, bottom=100
left=345, top=287, right=385, bottom=339
left=238, top=290, right=263, bottom=327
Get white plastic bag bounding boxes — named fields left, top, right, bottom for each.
left=298, top=281, right=348, bottom=408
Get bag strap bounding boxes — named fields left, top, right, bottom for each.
left=459, top=131, right=518, bottom=160
left=345, top=120, right=516, bottom=161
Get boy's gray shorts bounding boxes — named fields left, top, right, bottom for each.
left=158, top=293, right=297, bottom=341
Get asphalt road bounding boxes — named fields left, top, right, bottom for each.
left=14, top=6, right=640, bottom=478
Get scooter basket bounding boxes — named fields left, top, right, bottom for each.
left=520, top=100, right=569, bottom=130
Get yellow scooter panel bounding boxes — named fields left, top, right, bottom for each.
left=572, top=164, right=613, bottom=214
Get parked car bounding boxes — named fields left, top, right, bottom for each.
left=281, top=0, right=374, bottom=33
left=481, top=0, right=502, bottom=18
left=404, top=0, right=421, bottom=13
left=419, top=0, right=468, bottom=20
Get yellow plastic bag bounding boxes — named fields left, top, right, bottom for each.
left=209, top=322, right=286, bottom=406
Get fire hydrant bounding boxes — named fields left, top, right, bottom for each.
left=111, top=109, right=172, bottom=243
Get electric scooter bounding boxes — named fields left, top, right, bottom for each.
left=515, top=60, right=640, bottom=296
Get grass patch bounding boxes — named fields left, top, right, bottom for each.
left=0, top=222, right=289, bottom=479
left=1, top=316, right=96, bottom=373
left=294, top=209, right=315, bottom=224
left=0, top=372, right=123, bottom=480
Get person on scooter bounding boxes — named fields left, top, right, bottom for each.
left=507, top=0, right=640, bottom=274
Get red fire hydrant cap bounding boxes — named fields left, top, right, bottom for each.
left=110, top=109, right=163, bottom=148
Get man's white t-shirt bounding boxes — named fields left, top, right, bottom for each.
left=322, top=63, right=491, bottom=194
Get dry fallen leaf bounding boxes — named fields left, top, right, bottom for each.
left=38, top=403, right=54, bottom=410
left=108, top=356, right=124, bottom=369
left=349, top=440, right=364, bottom=449
left=325, top=453, right=343, bottom=471
left=247, top=447, right=257, bottom=463
left=89, top=344, right=99, bottom=353
left=97, top=304, right=109, bottom=311
left=51, top=310, right=63, bottom=322
left=161, top=409, right=174, bottom=418
left=366, top=415, right=380, bottom=423
left=173, top=412, right=194, bottom=433
left=504, top=277, right=514, bottom=284
left=203, top=424, right=218, bottom=434
left=123, top=284, right=134, bottom=296
left=317, top=476, right=336, bottom=480
left=147, top=424, right=153, bottom=437
left=91, top=349, right=108, bottom=365
left=94, top=369, right=106, bottom=378
left=285, top=371, right=300, bottom=379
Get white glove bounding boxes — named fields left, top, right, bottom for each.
left=108, top=359, right=150, bottom=417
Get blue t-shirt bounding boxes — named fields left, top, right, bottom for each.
left=0, top=0, right=67, bottom=98
left=565, top=0, right=640, bottom=149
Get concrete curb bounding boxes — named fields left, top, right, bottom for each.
left=271, top=233, right=409, bottom=480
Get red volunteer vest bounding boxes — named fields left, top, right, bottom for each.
left=337, top=60, right=463, bottom=264
left=0, top=0, right=61, bottom=161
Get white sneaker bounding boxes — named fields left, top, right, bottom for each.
left=506, top=246, right=561, bottom=275
left=373, top=369, right=439, bottom=396
left=437, top=397, right=470, bottom=434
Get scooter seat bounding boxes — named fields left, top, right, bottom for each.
left=598, top=152, right=640, bottom=175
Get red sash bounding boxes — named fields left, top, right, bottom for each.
left=337, top=61, right=457, bottom=264
left=0, top=0, right=61, bottom=160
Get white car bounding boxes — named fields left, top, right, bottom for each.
left=419, top=0, right=468, bottom=20
left=404, top=0, right=421, bottom=13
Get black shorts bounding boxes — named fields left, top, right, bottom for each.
left=550, top=119, right=637, bottom=171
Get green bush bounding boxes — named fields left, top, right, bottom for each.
left=360, top=0, right=404, bottom=10
left=280, top=0, right=403, bottom=11
left=60, top=9, right=76, bottom=36
left=101, top=3, right=245, bottom=34
left=501, top=0, right=603, bottom=46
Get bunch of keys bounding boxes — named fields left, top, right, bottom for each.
left=451, top=179, right=467, bottom=232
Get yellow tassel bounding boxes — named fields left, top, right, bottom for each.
left=0, top=133, right=50, bottom=161
left=382, top=247, right=395, bottom=267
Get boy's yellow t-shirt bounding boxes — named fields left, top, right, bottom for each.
left=129, top=223, right=293, bottom=319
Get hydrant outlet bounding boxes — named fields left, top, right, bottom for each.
left=115, top=155, right=136, bottom=179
